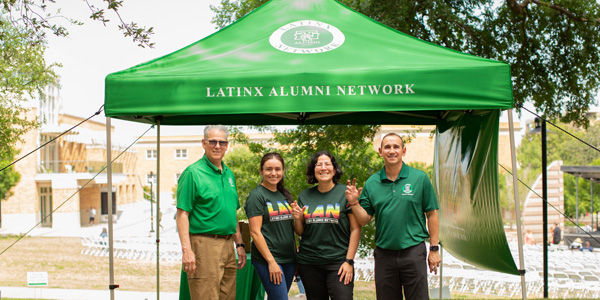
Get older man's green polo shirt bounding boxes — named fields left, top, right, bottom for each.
left=177, top=155, right=239, bottom=235
left=359, top=163, right=438, bottom=250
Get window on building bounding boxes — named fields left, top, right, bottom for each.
left=175, top=149, right=188, bottom=159
left=39, top=134, right=59, bottom=172
left=175, top=173, right=182, bottom=183
left=146, top=149, right=157, bottom=160
left=39, top=185, right=53, bottom=227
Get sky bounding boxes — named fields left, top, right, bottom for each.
left=44, top=0, right=223, bottom=138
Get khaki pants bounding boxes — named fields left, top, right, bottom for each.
left=188, top=235, right=236, bottom=300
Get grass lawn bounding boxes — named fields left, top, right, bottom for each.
left=0, top=235, right=582, bottom=299
left=0, top=236, right=181, bottom=292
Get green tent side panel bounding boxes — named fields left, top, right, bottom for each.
left=435, top=110, right=519, bottom=275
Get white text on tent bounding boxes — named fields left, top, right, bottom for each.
left=206, top=84, right=415, bottom=98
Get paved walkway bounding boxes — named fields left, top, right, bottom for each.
left=0, top=195, right=179, bottom=239
left=0, top=286, right=179, bottom=300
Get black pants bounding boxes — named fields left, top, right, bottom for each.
left=297, top=262, right=353, bottom=300
left=374, top=242, right=428, bottom=300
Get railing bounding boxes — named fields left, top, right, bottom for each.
left=38, top=160, right=124, bottom=174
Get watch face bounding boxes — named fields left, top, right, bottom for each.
left=430, top=246, right=439, bottom=251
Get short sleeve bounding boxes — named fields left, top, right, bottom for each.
left=297, top=191, right=305, bottom=208
left=421, top=174, right=439, bottom=212
left=245, top=189, right=265, bottom=218
left=176, top=170, right=194, bottom=212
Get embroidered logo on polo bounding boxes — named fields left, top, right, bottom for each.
left=228, top=178, right=234, bottom=187
left=269, top=20, right=345, bottom=54
left=266, top=201, right=294, bottom=222
left=304, top=203, right=340, bottom=224
left=402, top=184, right=414, bottom=195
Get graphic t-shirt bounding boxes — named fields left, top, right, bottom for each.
left=296, top=184, right=351, bottom=264
left=244, top=185, right=296, bottom=264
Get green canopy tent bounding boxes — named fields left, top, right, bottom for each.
left=104, top=0, right=527, bottom=298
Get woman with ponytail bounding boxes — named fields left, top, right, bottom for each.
left=244, top=152, right=296, bottom=299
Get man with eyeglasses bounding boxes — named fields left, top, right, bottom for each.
left=345, top=133, right=440, bottom=300
left=176, top=125, right=247, bottom=300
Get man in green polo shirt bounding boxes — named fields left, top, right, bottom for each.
left=346, top=133, right=440, bottom=300
left=176, top=125, right=246, bottom=300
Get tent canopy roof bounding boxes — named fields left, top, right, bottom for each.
left=561, top=166, right=600, bottom=181
left=104, top=0, right=513, bottom=125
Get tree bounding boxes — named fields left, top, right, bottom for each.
left=0, top=14, right=56, bottom=202
left=0, top=156, right=20, bottom=201
left=1, top=0, right=154, bottom=48
left=223, top=147, right=263, bottom=219
left=211, top=0, right=600, bottom=127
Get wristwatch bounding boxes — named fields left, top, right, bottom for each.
left=236, top=243, right=245, bottom=249
left=429, top=245, right=439, bottom=251
left=344, top=259, right=354, bottom=266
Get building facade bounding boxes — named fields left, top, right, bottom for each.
left=1, top=89, right=140, bottom=232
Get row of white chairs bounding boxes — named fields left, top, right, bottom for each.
left=80, top=236, right=181, bottom=263
left=431, top=242, right=600, bottom=299
left=429, top=264, right=600, bottom=299
left=354, top=257, right=374, bottom=282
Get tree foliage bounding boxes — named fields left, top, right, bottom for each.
left=223, top=147, right=263, bottom=219
left=211, top=0, right=600, bottom=126
left=0, top=156, right=20, bottom=201
left=0, top=14, right=57, bottom=200
left=1, top=0, right=154, bottom=48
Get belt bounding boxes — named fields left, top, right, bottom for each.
left=192, top=233, right=232, bottom=239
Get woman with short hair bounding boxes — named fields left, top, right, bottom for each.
left=291, top=151, right=361, bottom=300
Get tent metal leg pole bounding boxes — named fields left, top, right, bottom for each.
left=439, top=243, right=443, bottom=300
left=576, top=177, right=579, bottom=228
left=106, top=117, right=116, bottom=300
left=508, top=109, right=527, bottom=300
left=156, top=120, right=161, bottom=300
left=592, top=180, right=594, bottom=230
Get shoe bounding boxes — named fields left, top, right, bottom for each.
left=295, top=294, right=306, bottom=298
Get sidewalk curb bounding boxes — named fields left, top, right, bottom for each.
left=0, top=286, right=179, bottom=300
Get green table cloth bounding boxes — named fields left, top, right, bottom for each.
left=179, top=254, right=265, bottom=300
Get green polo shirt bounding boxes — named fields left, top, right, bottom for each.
left=244, top=185, right=296, bottom=264
left=176, top=155, right=240, bottom=235
left=359, top=163, right=438, bottom=250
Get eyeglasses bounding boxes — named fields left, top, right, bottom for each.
left=315, top=162, right=333, bottom=169
left=207, top=140, right=228, bottom=147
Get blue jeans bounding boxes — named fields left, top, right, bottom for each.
left=252, top=260, right=296, bottom=300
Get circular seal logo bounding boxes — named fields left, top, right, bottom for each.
left=402, top=184, right=413, bottom=194
left=269, top=20, right=345, bottom=54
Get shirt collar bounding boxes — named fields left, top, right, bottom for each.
left=202, top=155, right=226, bottom=173
left=379, top=163, right=410, bottom=182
